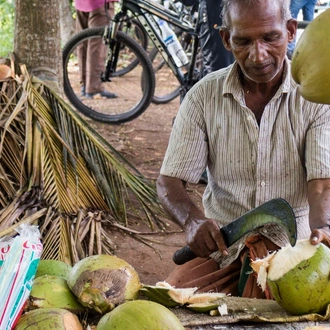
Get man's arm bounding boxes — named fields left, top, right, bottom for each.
left=156, top=174, right=228, bottom=257
left=307, top=178, right=330, bottom=246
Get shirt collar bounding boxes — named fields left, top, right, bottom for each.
left=222, top=57, right=293, bottom=98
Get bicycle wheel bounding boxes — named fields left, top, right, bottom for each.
left=149, top=46, right=181, bottom=104
left=113, top=18, right=149, bottom=77
left=62, top=27, right=155, bottom=124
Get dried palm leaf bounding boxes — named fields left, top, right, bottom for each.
left=0, top=62, right=166, bottom=264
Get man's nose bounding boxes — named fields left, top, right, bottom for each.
left=249, top=40, right=267, bottom=63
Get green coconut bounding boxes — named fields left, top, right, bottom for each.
left=291, top=8, right=330, bottom=104
left=96, top=300, right=185, bottom=330
left=27, top=275, right=85, bottom=313
left=67, top=254, right=141, bottom=314
left=15, top=308, right=83, bottom=330
left=35, top=259, right=72, bottom=280
left=266, top=239, right=330, bottom=315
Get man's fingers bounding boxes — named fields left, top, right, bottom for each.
left=310, top=228, right=330, bottom=246
left=212, top=230, right=229, bottom=256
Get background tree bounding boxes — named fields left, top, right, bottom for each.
left=14, top=0, right=62, bottom=92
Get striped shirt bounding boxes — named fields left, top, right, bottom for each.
left=160, top=59, right=330, bottom=263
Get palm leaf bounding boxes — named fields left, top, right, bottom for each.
left=0, top=62, right=165, bottom=264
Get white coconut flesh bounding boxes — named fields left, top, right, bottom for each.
left=156, top=281, right=198, bottom=304
left=267, top=239, right=318, bottom=281
left=252, top=238, right=330, bottom=315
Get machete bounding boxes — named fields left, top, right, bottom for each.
left=172, top=198, right=297, bottom=265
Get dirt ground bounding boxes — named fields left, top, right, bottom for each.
left=84, top=96, right=205, bottom=286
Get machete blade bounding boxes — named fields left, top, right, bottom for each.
left=222, top=198, right=297, bottom=247
left=172, top=198, right=297, bottom=265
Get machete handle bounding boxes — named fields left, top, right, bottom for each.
left=172, top=246, right=197, bottom=265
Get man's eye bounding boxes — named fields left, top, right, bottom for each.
left=264, top=34, right=281, bottom=42
left=233, top=39, right=249, bottom=46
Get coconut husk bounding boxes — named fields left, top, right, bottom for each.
left=171, top=296, right=330, bottom=328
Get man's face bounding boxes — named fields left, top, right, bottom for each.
left=220, top=1, right=296, bottom=84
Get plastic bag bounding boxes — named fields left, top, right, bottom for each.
left=0, top=224, right=43, bottom=330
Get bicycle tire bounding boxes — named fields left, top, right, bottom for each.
left=62, top=27, right=155, bottom=124
left=113, top=18, right=149, bottom=77
left=149, top=46, right=181, bottom=104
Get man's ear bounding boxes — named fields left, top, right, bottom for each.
left=287, top=19, right=298, bottom=43
left=219, top=29, right=232, bottom=51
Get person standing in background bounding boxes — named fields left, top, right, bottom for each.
left=198, top=0, right=235, bottom=183
left=287, top=0, right=318, bottom=58
left=198, top=0, right=234, bottom=76
left=74, top=0, right=118, bottom=99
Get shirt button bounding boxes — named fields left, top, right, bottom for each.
left=247, top=116, right=253, bottom=121
left=260, top=181, right=266, bottom=187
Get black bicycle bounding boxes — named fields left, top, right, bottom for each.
left=62, top=0, right=201, bottom=124
left=149, top=1, right=202, bottom=104
left=62, top=1, right=308, bottom=124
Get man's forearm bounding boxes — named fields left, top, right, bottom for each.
left=307, top=178, right=330, bottom=230
left=156, top=174, right=205, bottom=228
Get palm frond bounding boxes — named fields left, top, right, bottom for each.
left=0, top=62, right=165, bottom=264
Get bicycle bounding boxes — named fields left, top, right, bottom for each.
left=62, top=0, right=201, bottom=124
left=149, top=1, right=202, bottom=104
left=62, top=0, right=308, bottom=124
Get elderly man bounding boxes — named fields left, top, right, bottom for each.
left=157, top=0, right=330, bottom=298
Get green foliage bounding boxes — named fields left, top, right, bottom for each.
left=0, top=0, right=14, bottom=57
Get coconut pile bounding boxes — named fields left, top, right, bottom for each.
left=15, top=254, right=225, bottom=329
left=14, top=238, right=330, bottom=328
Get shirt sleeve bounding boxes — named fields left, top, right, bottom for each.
left=160, top=86, right=208, bottom=183
left=305, top=102, right=330, bottom=181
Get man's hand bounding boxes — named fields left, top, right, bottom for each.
left=157, top=174, right=228, bottom=259
left=310, top=227, right=330, bottom=247
left=184, top=217, right=229, bottom=258
left=308, top=178, right=330, bottom=247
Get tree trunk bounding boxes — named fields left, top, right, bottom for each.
left=59, top=0, right=75, bottom=46
left=14, top=0, right=62, bottom=93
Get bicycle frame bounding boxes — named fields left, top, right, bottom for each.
left=110, top=0, right=200, bottom=87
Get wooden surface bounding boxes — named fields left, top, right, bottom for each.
left=171, top=296, right=330, bottom=330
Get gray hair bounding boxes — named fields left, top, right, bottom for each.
left=221, top=0, right=292, bottom=30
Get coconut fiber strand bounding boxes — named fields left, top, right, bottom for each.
left=172, top=297, right=330, bottom=327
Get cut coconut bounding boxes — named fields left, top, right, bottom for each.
left=67, top=255, right=141, bottom=314
left=186, top=292, right=226, bottom=304
left=186, top=302, right=220, bottom=313
left=141, top=281, right=226, bottom=307
left=250, top=252, right=276, bottom=291
left=140, top=281, right=197, bottom=306
left=253, top=239, right=330, bottom=315
left=139, top=284, right=182, bottom=307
